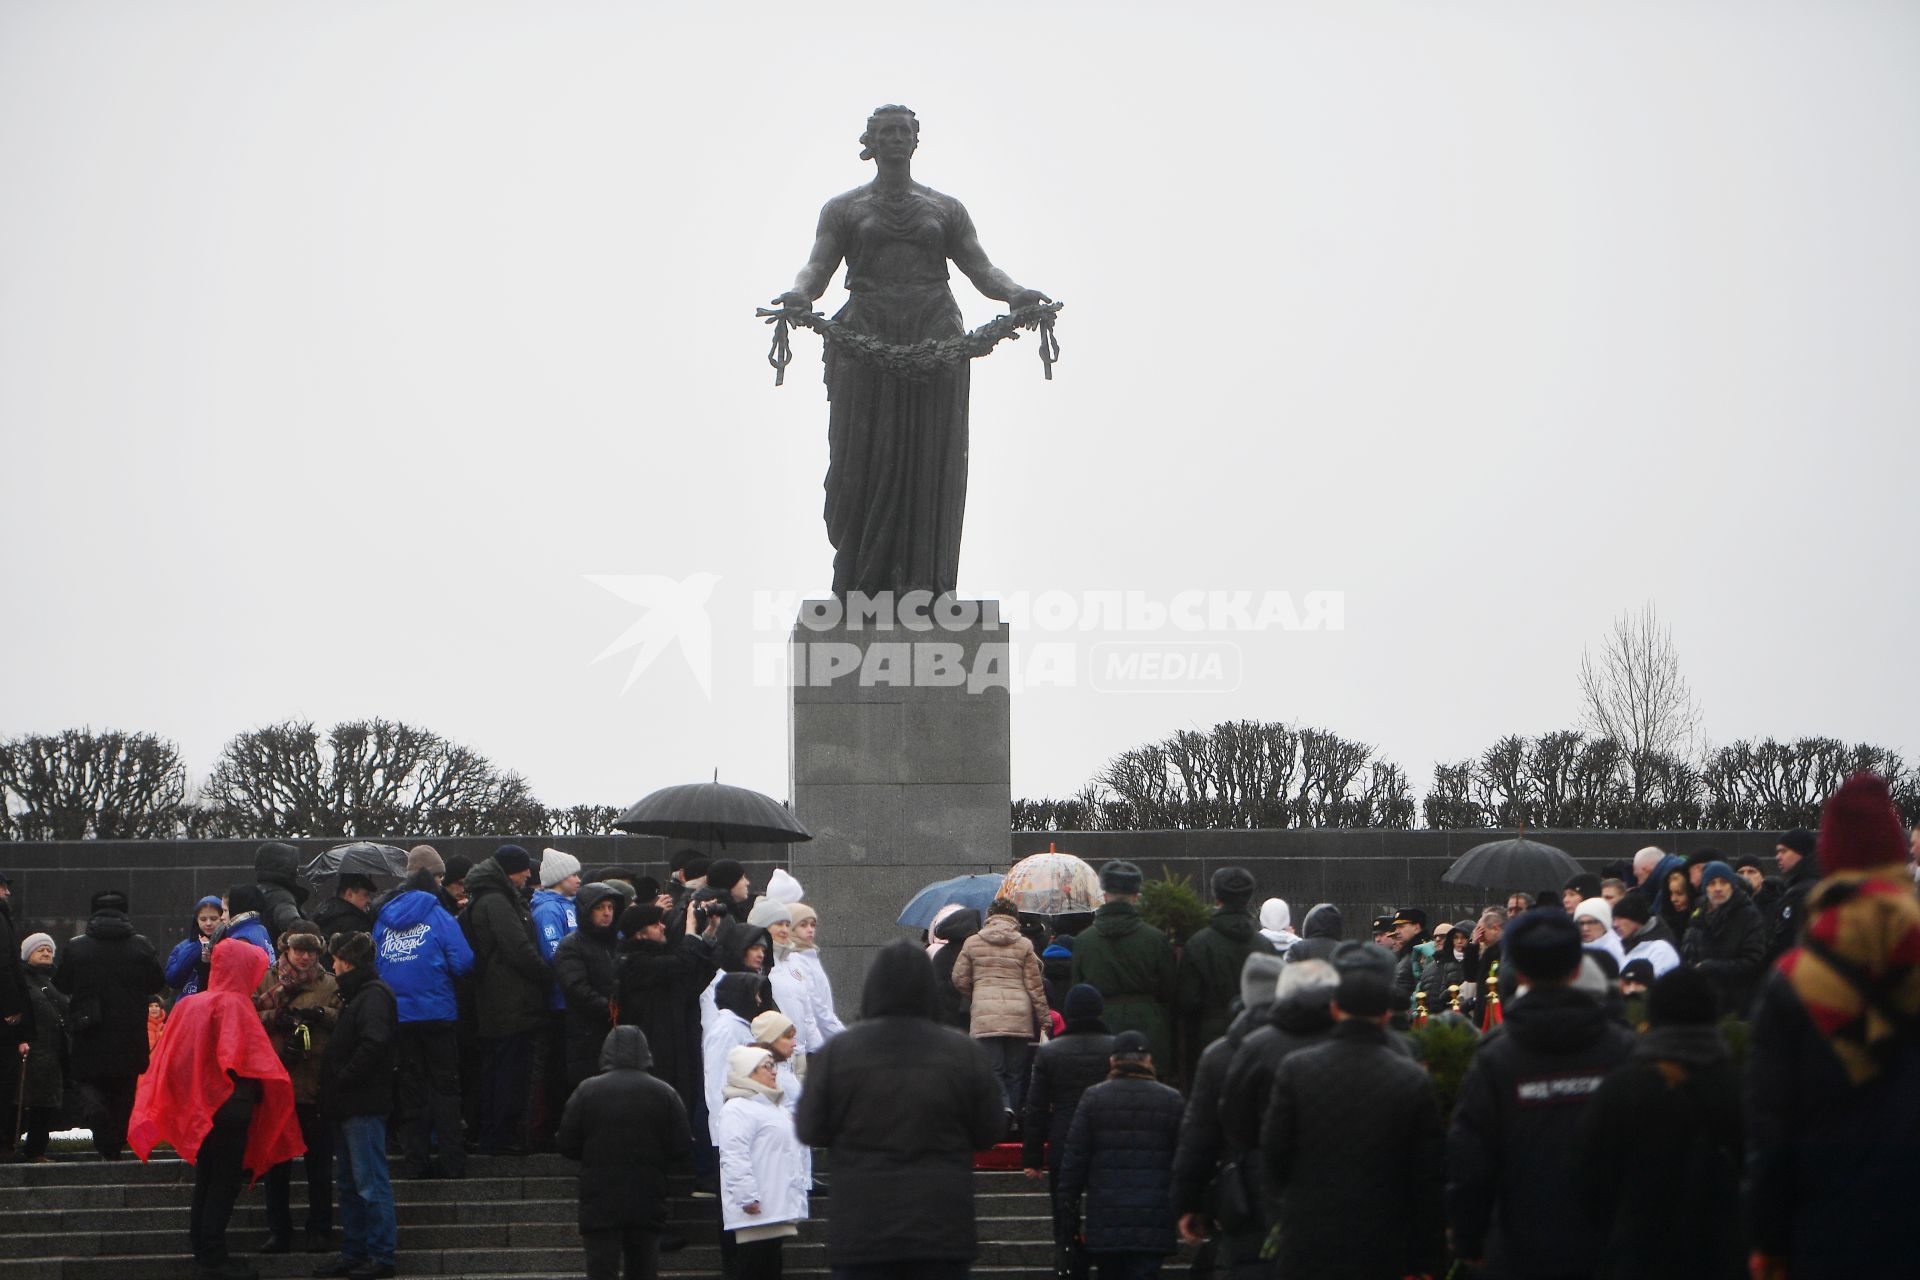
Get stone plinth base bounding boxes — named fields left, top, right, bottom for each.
left=787, top=598, right=1012, bottom=1016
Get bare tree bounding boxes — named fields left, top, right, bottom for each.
left=1578, top=603, right=1702, bottom=803
left=0, top=729, right=190, bottom=839
left=201, top=718, right=539, bottom=838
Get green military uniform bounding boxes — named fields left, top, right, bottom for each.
left=1176, top=905, right=1276, bottom=1076
left=1070, top=899, right=1176, bottom=1068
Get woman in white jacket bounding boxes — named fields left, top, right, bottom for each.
left=782, top=904, right=846, bottom=1053
left=717, top=1043, right=809, bottom=1280
left=703, top=973, right=764, bottom=1143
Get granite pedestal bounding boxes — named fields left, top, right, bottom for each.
left=787, top=598, right=1012, bottom=1016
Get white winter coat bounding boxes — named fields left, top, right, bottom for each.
left=717, top=1091, right=810, bottom=1232
left=779, top=948, right=846, bottom=1053
left=702, top=1011, right=754, bottom=1141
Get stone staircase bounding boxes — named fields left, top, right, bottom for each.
left=0, top=1152, right=1159, bottom=1279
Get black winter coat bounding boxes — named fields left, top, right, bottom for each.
left=1169, top=1025, right=1233, bottom=1220
left=1762, top=860, right=1820, bottom=965
left=1262, top=1019, right=1446, bottom=1280
left=0, top=898, right=30, bottom=1051
left=1447, top=985, right=1636, bottom=1277
left=929, top=909, right=980, bottom=1030
left=1578, top=1024, right=1744, bottom=1280
left=556, top=1026, right=694, bottom=1231
left=1022, top=1018, right=1114, bottom=1172
left=462, top=858, right=551, bottom=1038
left=52, top=910, right=163, bottom=1080
left=321, top=964, right=398, bottom=1119
left=1681, top=892, right=1768, bottom=1019
left=311, top=895, right=376, bottom=942
left=553, top=889, right=623, bottom=1081
left=253, top=843, right=311, bottom=947
left=615, top=932, right=714, bottom=1110
left=795, top=941, right=1004, bottom=1267
left=1176, top=908, right=1275, bottom=1076
left=1746, top=969, right=1920, bottom=1280
left=1057, top=1065, right=1187, bottom=1256
left=1417, top=945, right=1478, bottom=1010
left=1216, top=988, right=1336, bottom=1212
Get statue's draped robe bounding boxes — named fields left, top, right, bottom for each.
left=821, top=186, right=975, bottom=597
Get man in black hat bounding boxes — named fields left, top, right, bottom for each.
left=52, top=889, right=165, bottom=1158
left=1056, top=1028, right=1186, bottom=1280
left=1175, top=867, right=1273, bottom=1081
left=313, top=873, right=379, bottom=946
left=1371, top=915, right=1398, bottom=949
left=1388, top=908, right=1428, bottom=1011
left=1763, top=828, right=1820, bottom=965
left=1260, top=942, right=1445, bottom=1280
left=1070, top=861, right=1176, bottom=1069
left=1447, top=910, right=1634, bottom=1276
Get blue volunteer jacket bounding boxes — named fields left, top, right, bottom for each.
left=374, top=889, right=475, bottom=1023
left=531, top=888, right=576, bottom=1010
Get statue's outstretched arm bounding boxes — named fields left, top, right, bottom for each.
left=774, top=207, right=846, bottom=311
left=950, top=222, right=1048, bottom=310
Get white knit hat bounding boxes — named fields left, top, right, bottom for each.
left=766, top=868, right=805, bottom=904
left=751, top=1010, right=795, bottom=1044
left=747, top=897, right=792, bottom=929
left=726, top=1043, right=774, bottom=1090
left=1575, top=897, right=1613, bottom=930
left=540, top=849, right=583, bottom=888
left=19, top=932, right=53, bottom=962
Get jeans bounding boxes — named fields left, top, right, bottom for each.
left=75, top=1075, right=137, bottom=1158
left=478, top=1032, right=532, bottom=1151
left=266, top=1102, right=333, bottom=1238
left=189, top=1101, right=251, bottom=1264
left=979, top=1036, right=1033, bottom=1114
left=396, top=1020, right=465, bottom=1176
left=582, top=1228, right=659, bottom=1280
left=335, top=1115, right=397, bottom=1265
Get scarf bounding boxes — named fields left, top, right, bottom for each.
left=722, top=1075, right=786, bottom=1105
left=256, top=953, right=326, bottom=1024
left=1780, top=868, right=1920, bottom=1086
left=1108, top=1059, right=1158, bottom=1083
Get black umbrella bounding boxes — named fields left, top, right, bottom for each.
left=1441, top=835, right=1582, bottom=891
left=302, top=842, right=411, bottom=887
left=613, top=780, right=812, bottom=847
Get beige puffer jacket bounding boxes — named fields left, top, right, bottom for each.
left=950, top=914, right=1049, bottom=1040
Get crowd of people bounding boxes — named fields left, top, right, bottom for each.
left=1, top=769, right=1917, bottom=1280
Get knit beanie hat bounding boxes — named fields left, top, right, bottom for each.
left=1574, top=897, right=1614, bottom=931
left=406, top=844, right=445, bottom=877
left=707, top=859, right=746, bottom=893
left=91, top=889, right=130, bottom=913
left=619, top=903, right=666, bottom=934
left=1503, top=909, right=1583, bottom=983
left=443, top=854, right=474, bottom=886
left=751, top=1010, right=795, bottom=1044
left=19, top=932, right=53, bottom=962
left=493, top=845, right=532, bottom=876
left=766, top=868, right=805, bottom=904
left=786, top=902, right=817, bottom=927
left=1733, top=853, right=1765, bottom=873
left=1620, top=957, right=1655, bottom=987
left=1240, top=951, right=1286, bottom=1010
left=1778, top=827, right=1817, bottom=859
left=747, top=898, right=792, bottom=929
left=682, top=856, right=712, bottom=882
left=1648, top=965, right=1720, bottom=1026
left=1697, top=861, right=1737, bottom=889
left=1563, top=872, right=1603, bottom=902
left=1815, top=771, right=1908, bottom=874
left=725, top=1043, right=774, bottom=1091
left=540, top=849, right=582, bottom=888
left=1612, top=892, right=1652, bottom=924
left=1063, top=983, right=1105, bottom=1023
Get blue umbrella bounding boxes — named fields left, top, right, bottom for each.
left=897, top=873, right=1007, bottom=929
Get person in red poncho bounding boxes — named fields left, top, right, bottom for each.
left=130, top=937, right=306, bottom=1280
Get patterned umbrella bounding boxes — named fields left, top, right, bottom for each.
left=1000, top=846, right=1101, bottom=918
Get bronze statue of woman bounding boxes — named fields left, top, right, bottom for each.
left=773, top=105, right=1049, bottom=599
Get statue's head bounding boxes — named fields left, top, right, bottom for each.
left=859, top=104, right=920, bottom=162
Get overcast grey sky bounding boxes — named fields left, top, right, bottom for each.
left=2, top=1, right=1914, bottom=812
